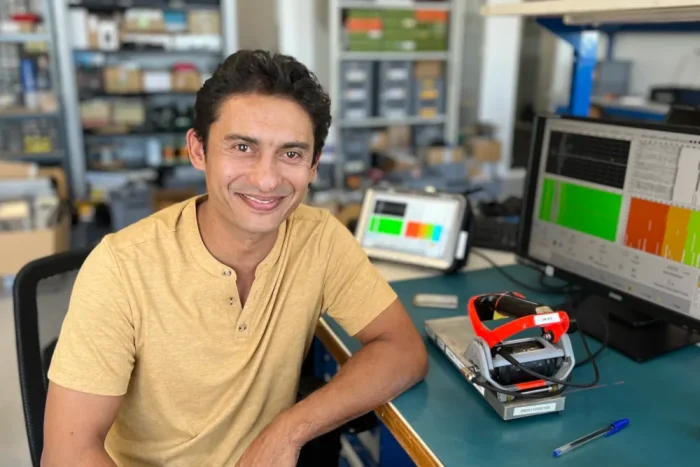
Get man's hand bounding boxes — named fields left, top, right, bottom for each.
left=235, top=414, right=301, bottom=467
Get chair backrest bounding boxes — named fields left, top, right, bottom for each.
left=13, top=247, right=93, bottom=467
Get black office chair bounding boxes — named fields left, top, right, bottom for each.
left=13, top=246, right=94, bottom=466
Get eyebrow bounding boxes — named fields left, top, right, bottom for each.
left=223, top=133, right=311, bottom=151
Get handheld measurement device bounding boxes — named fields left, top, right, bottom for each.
left=355, top=188, right=474, bottom=273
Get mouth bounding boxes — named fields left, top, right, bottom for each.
left=236, top=193, right=285, bottom=212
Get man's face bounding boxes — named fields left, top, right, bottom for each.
left=187, top=93, right=317, bottom=236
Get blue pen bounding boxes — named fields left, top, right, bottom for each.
left=553, top=419, right=630, bottom=457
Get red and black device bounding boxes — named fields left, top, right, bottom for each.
left=464, top=292, right=576, bottom=401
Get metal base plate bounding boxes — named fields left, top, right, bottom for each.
left=424, top=315, right=566, bottom=420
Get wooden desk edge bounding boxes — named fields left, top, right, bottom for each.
left=315, top=318, right=444, bottom=467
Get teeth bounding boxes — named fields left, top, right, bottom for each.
left=242, top=194, right=276, bottom=204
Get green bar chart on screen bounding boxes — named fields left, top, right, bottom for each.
left=539, top=178, right=622, bottom=241
left=371, top=216, right=404, bottom=235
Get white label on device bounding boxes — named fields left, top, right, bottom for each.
left=455, top=231, right=468, bottom=259
left=445, top=347, right=465, bottom=370
left=534, top=313, right=560, bottom=325
left=545, top=265, right=554, bottom=277
left=513, top=403, right=557, bottom=417
left=436, top=337, right=446, bottom=351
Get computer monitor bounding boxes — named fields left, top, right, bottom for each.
left=355, top=188, right=471, bottom=272
left=518, top=115, right=700, bottom=362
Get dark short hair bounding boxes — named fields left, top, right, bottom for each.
left=193, top=49, right=332, bottom=165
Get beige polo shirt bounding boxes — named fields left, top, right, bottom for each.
left=48, top=195, right=397, bottom=466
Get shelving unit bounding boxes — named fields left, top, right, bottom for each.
left=482, top=0, right=700, bottom=119
left=327, top=0, right=465, bottom=190
left=52, top=0, right=238, bottom=199
left=0, top=0, right=67, bottom=170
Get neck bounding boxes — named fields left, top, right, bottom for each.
left=197, top=198, right=278, bottom=274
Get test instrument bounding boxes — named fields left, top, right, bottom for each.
left=355, top=188, right=474, bottom=273
left=425, top=292, right=591, bottom=420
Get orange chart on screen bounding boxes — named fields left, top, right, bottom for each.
left=625, top=197, right=700, bottom=267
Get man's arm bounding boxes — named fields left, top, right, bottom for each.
left=285, top=297, right=428, bottom=441
left=42, top=238, right=136, bottom=466
left=236, top=298, right=428, bottom=465
left=42, top=383, right=122, bottom=466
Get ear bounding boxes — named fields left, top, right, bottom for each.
left=187, top=129, right=206, bottom=171
left=310, top=152, right=320, bottom=181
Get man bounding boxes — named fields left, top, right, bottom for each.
left=43, top=49, right=428, bottom=466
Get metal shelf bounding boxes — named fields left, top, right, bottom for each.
left=74, top=47, right=222, bottom=54
left=1, top=151, right=65, bottom=163
left=340, top=51, right=449, bottom=61
left=339, top=1, right=452, bottom=10
left=339, top=115, right=446, bottom=128
left=0, top=110, right=58, bottom=120
left=0, top=33, right=51, bottom=43
left=68, top=1, right=220, bottom=11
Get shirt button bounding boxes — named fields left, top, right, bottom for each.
left=228, top=297, right=234, bottom=305
left=238, top=323, right=248, bottom=332
left=222, top=270, right=232, bottom=277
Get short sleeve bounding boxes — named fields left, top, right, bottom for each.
left=321, top=214, right=398, bottom=336
left=48, top=237, right=135, bottom=396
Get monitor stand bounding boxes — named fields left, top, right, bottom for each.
left=560, top=294, right=700, bottom=363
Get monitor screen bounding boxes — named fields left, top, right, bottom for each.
left=524, top=117, right=700, bottom=322
left=357, top=190, right=465, bottom=268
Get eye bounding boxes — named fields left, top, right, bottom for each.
left=235, top=144, right=249, bottom=152
left=285, top=151, right=300, bottom=159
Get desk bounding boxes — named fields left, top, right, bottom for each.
left=316, top=250, right=700, bottom=467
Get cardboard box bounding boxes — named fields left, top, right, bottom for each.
left=0, top=214, right=70, bottom=276
left=0, top=162, right=71, bottom=276
left=171, top=65, right=201, bottom=92
left=470, top=137, right=501, bottom=163
left=104, top=66, right=142, bottom=94
left=414, top=61, right=443, bottom=78
left=425, top=146, right=465, bottom=165
left=188, top=10, right=221, bottom=34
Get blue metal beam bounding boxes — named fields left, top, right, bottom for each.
left=537, top=17, right=599, bottom=117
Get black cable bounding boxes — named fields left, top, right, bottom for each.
left=574, top=311, right=610, bottom=368
left=470, top=249, right=573, bottom=295
left=496, top=341, right=600, bottom=389
left=470, top=317, right=606, bottom=400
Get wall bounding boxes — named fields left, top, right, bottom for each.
left=477, top=0, right=523, bottom=174
left=601, top=33, right=700, bottom=96
left=237, top=0, right=279, bottom=52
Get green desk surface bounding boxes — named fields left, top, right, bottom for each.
left=323, top=264, right=700, bottom=467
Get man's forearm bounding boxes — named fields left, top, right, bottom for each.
left=280, top=336, right=428, bottom=448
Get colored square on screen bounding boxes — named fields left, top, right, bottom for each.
left=369, top=216, right=378, bottom=232
left=424, top=224, right=434, bottom=239
left=406, top=222, right=421, bottom=238
left=432, top=225, right=442, bottom=242
left=378, top=217, right=403, bottom=235
left=418, top=223, right=428, bottom=238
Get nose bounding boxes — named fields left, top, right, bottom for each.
left=248, top=152, right=282, bottom=193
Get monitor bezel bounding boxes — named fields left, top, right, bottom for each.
left=517, top=113, right=700, bottom=333
left=356, top=188, right=467, bottom=270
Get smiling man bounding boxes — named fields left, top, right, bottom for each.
left=42, top=50, right=428, bottom=467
